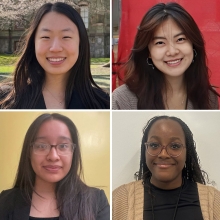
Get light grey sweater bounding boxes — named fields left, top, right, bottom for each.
left=112, top=84, right=219, bottom=110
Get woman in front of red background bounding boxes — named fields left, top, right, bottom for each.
left=112, top=2, right=219, bottom=109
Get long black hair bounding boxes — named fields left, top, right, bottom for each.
left=137, top=115, right=209, bottom=185
left=14, top=113, right=98, bottom=219
left=0, top=2, right=109, bottom=109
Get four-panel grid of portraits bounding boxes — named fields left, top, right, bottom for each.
left=1, top=0, right=220, bottom=219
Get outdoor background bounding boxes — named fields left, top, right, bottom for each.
left=0, top=111, right=110, bottom=201
left=112, top=111, right=220, bottom=191
left=0, top=0, right=110, bottom=93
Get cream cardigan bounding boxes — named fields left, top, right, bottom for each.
left=113, top=180, right=220, bottom=220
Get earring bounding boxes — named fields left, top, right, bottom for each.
left=147, top=58, right=154, bottom=69
left=192, top=49, right=197, bottom=63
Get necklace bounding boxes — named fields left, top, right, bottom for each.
left=149, top=179, right=184, bottom=220
left=44, top=87, right=64, bottom=106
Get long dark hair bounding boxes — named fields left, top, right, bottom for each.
left=137, top=115, right=209, bottom=185
left=0, top=2, right=108, bottom=109
left=14, top=113, right=98, bottom=220
left=125, top=2, right=219, bottom=109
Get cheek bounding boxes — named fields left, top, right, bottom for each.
left=145, top=153, right=153, bottom=169
left=63, top=155, right=73, bottom=173
left=31, top=155, right=43, bottom=174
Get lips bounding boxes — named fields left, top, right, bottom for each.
left=164, top=58, right=183, bottom=66
left=47, top=57, right=66, bottom=65
left=47, top=57, right=65, bottom=62
left=43, top=165, right=62, bottom=172
left=153, top=162, right=175, bottom=168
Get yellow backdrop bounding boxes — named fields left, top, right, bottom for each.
left=0, top=111, right=110, bottom=200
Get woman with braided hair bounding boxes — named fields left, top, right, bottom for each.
left=113, top=115, right=220, bottom=220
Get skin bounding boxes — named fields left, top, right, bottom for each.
left=146, top=119, right=186, bottom=189
left=35, top=11, right=80, bottom=80
left=30, top=119, right=73, bottom=217
left=148, top=18, right=193, bottom=81
left=31, top=119, right=73, bottom=185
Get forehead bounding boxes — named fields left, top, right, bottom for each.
left=36, top=119, right=71, bottom=139
left=153, top=18, right=183, bottom=37
left=36, top=11, right=78, bottom=33
left=148, top=119, right=185, bottom=139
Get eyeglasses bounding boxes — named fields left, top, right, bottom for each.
left=145, top=142, right=185, bottom=157
left=32, top=142, right=75, bottom=156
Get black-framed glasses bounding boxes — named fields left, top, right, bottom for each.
left=32, top=142, right=75, bottom=156
left=145, top=142, right=185, bottom=157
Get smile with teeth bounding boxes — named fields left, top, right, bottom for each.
left=165, top=59, right=182, bottom=64
left=47, top=58, right=65, bottom=62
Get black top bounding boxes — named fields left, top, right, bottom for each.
left=144, top=179, right=204, bottom=220
left=29, top=217, right=59, bottom=220
left=0, top=85, right=110, bottom=109
left=35, top=88, right=110, bottom=109
left=0, top=188, right=110, bottom=220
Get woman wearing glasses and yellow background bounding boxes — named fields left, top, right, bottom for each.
left=0, top=111, right=110, bottom=220
left=112, top=112, right=220, bottom=220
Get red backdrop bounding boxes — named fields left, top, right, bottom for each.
left=113, top=0, right=220, bottom=95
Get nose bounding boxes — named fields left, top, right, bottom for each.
left=46, top=146, right=60, bottom=161
left=166, top=43, right=179, bottom=56
left=49, top=38, right=63, bottom=52
left=158, top=147, right=170, bottom=158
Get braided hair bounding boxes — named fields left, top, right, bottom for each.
left=137, top=115, right=209, bottom=185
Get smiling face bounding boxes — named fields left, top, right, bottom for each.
left=148, top=18, right=193, bottom=80
left=146, top=119, right=186, bottom=189
left=31, top=119, right=73, bottom=185
left=35, top=11, right=80, bottom=78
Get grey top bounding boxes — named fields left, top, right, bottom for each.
left=112, top=84, right=219, bottom=110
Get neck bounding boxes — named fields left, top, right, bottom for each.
left=34, top=177, right=56, bottom=199
left=164, top=75, right=185, bottom=94
left=43, top=75, right=68, bottom=94
left=150, top=176, right=183, bottom=190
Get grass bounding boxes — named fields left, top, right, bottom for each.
left=0, top=54, right=109, bottom=74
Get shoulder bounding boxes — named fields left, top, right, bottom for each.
left=113, top=181, right=143, bottom=220
left=208, top=88, right=219, bottom=109
left=197, top=183, right=220, bottom=199
left=92, top=87, right=110, bottom=109
left=112, top=84, right=137, bottom=110
left=197, top=183, right=220, bottom=218
left=113, top=180, right=143, bottom=200
left=0, top=188, right=20, bottom=202
left=0, top=188, right=20, bottom=217
left=0, top=84, right=12, bottom=98
left=90, top=187, right=110, bottom=220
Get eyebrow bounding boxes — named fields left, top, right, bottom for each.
left=152, top=32, right=185, bottom=40
left=39, top=28, right=74, bottom=33
left=148, top=136, right=182, bottom=142
left=35, top=136, right=72, bottom=142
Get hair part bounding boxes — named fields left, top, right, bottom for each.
left=137, top=115, right=209, bottom=185
left=14, top=113, right=98, bottom=219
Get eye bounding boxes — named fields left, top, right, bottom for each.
left=169, top=143, right=182, bottom=150
left=177, top=37, right=186, bottom=42
left=63, top=36, right=72, bottom=39
left=155, top=41, right=164, bottom=45
left=41, top=36, right=50, bottom=39
left=148, top=142, right=160, bottom=149
left=34, top=143, right=48, bottom=150
left=58, top=143, right=70, bottom=151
